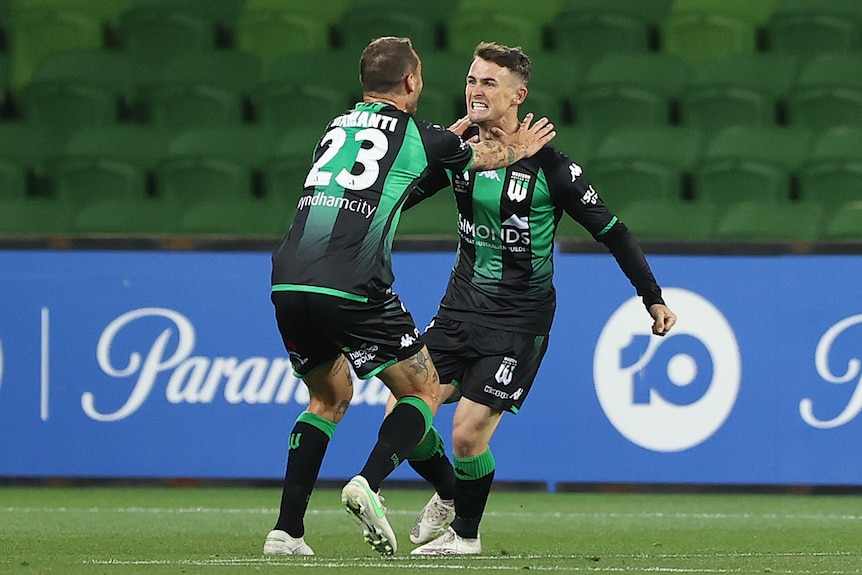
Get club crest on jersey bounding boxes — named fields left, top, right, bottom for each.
left=507, top=171, right=531, bottom=202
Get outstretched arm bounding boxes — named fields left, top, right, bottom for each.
left=467, top=113, right=555, bottom=171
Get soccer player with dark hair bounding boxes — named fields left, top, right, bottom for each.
left=395, top=42, right=677, bottom=555
left=263, top=36, right=556, bottom=557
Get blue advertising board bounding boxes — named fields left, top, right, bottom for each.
left=1, top=249, right=861, bottom=487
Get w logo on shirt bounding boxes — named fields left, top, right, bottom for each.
left=506, top=172, right=531, bottom=202
left=494, top=356, right=518, bottom=386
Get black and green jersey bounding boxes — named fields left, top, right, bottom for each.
left=271, top=102, right=473, bottom=301
left=416, top=145, right=664, bottom=334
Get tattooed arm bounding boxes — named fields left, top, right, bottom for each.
left=467, top=113, right=556, bottom=171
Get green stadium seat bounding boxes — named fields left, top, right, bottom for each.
left=693, top=161, right=792, bottom=205
left=589, top=126, right=701, bottom=207
left=786, top=53, right=862, bottom=133
left=549, top=13, right=651, bottom=56
left=703, top=125, right=813, bottom=173
left=678, top=53, right=798, bottom=136
left=127, top=0, right=244, bottom=25
left=396, top=189, right=458, bottom=238
left=0, top=198, right=71, bottom=235
left=821, top=200, right=862, bottom=240
left=152, top=126, right=274, bottom=204
left=133, top=50, right=261, bottom=126
left=262, top=50, right=361, bottom=98
left=253, top=83, right=350, bottom=131
left=693, top=125, right=811, bottom=206
left=235, top=11, right=330, bottom=66
left=589, top=159, right=683, bottom=212
left=549, top=126, right=598, bottom=165
left=574, top=53, right=690, bottom=133
left=764, top=0, right=862, bottom=58
left=239, top=0, right=353, bottom=24
left=337, top=10, right=437, bottom=54
left=528, top=52, right=585, bottom=119
left=0, top=125, right=61, bottom=197
left=8, top=7, right=103, bottom=89
left=662, top=14, right=757, bottom=64
left=616, top=199, right=717, bottom=241
left=595, top=126, right=703, bottom=171
left=0, top=159, right=29, bottom=199
left=797, top=126, right=862, bottom=205
left=448, top=12, right=543, bottom=54
left=159, top=50, right=262, bottom=91
left=27, top=48, right=136, bottom=120
left=70, top=197, right=176, bottom=234
left=167, top=127, right=275, bottom=167
left=43, top=157, right=147, bottom=206
left=712, top=200, right=823, bottom=241
left=765, top=15, right=861, bottom=57
left=64, top=125, right=173, bottom=167
left=178, top=197, right=290, bottom=236
left=457, top=0, right=565, bottom=24
left=118, top=7, right=216, bottom=70
left=29, top=48, right=135, bottom=91
left=146, top=85, right=245, bottom=128
left=669, top=0, right=780, bottom=24
left=17, top=81, right=119, bottom=141
left=13, top=0, right=132, bottom=21
left=153, top=157, right=252, bottom=203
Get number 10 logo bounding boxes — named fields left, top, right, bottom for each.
left=594, top=288, right=741, bottom=452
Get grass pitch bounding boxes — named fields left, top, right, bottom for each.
left=2, top=484, right=861, bottom=574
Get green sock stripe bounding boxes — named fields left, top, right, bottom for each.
left=454, top=449, right=496, bottom=480
left=408, top=426, right=444, bottom=461
left=395, top=396, right=433, bottom=435
left=296, top=411, right=336, bottom=439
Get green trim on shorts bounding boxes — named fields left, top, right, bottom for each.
left=271, top=283, right=368, bottom=303
left=454, top=449, right=496, bottom=480
left=395, top=396, right=433, bottom=435
left=296, top=411, right=337, bottom=439
left=363, top=357, right=399, bottom=379
left=407, top=426, right=444, bottom=461
left=442, top=379, right=461, bottom=404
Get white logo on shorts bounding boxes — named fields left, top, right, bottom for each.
left=594, top=288, right=741, bottom=452
left=495, top=356, right=518, bottom=386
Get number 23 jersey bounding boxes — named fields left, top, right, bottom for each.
left=271, top=102, right=473, bottom=302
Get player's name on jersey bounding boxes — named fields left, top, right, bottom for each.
left=330, top=110, right=399, bottom=132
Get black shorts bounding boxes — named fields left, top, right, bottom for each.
left=423, top=317, right=549, bottom=414
left=271, top=290, right=425, bottom=379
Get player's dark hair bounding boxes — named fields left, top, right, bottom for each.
left=473, top=41, right=531, bottom=85
left=360, top=36, right=419, bottom=93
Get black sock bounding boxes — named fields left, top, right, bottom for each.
left=410, top=454, right=456, bottom=501
left=273, top=414, right=334, bottom=538
left=360, top=397, right=430, bottom=492
left=407, top=428, right=456, bottom=500
left=450, top=449, right=496, bottom=539
left=451, top=471, right=494, bottom=539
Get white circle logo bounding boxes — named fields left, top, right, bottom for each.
left=594, top=288, right=741, bottom=452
